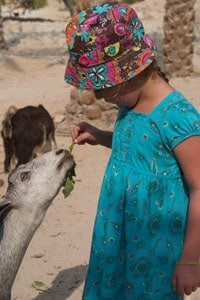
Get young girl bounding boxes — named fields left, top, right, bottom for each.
left=64, top=2, right=200, bottom=299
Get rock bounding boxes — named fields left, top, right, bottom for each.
left=82, top=104, right=102, bottom=120
left=54, top=114, right=65, bottom=123
left=78, top=90, right=95, bottom=105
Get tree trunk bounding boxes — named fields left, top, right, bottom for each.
left=62, top=0, right=75, bottom=16
left=0, top=4, right=6, bottom=49
left=163, top=0, right=196, bottom=77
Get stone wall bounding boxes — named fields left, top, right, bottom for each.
left=63, top=88, right=117, bottom=133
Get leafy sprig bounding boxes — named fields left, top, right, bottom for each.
left=62, top=141, right=76, bottom=198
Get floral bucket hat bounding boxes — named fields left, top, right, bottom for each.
left=64, top=2, right=157, bottom=90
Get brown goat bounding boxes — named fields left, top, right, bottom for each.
left=1, top=104, right=57, bottom=172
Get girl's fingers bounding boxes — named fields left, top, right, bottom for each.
left=72, top=125, right=84, bottom=141
left=184, top=286, right=194, bottom=295
left=74, top=132, right=90, bottom=144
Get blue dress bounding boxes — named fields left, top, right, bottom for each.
left=82, top=91, right=200, bottom=300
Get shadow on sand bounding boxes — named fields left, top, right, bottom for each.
left=32, top=264, right=88, bottom=300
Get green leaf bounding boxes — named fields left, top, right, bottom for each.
left=63, top=177, right=75, bottom=198
left=31, top=254, right=45, bottom=259
left=62, top=141, right=76, bottom=198
left=69, top=141, right=75, bottom=154
left=32, top=281, right=50, bottom=292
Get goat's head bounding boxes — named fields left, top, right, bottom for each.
left=3, top=149, right=75, bottom=210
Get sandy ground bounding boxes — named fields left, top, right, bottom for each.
left=0, top=0, right=200, bottom=299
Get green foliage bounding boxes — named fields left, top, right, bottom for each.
left=31, top=0, right=47, bottom=9
left=0, top=0, right=6, bottom=4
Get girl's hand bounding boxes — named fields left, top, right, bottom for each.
left=71, top=122, right=101, bottom=145
left=72, top=122, right=113, bottom=148
left=172, top=263, right=200, bottom=296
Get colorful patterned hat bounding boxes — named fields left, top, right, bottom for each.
left=64, top=2, right=157, bottom=90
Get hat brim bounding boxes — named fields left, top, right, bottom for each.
left=64, top=47, right=156, bottom=90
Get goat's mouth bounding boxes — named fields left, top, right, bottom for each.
left=57, top=149, right=76, bottom=181
left=56, top=149, right=76, bottom=198
left=57, top=149, right=75, bottom=171
left=62, top=161, right=76, bottom=184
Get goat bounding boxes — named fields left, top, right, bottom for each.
left=0, top=149, right=75, bottom=300
left=1, top=104, right=57, bottom=172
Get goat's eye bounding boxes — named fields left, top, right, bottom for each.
left=20, top=172, right=29, bottom=182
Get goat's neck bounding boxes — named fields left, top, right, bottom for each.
left=0, top=204, right=46, bottom=298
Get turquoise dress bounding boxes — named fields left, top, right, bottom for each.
left=82, top=91, right=200, bottom=300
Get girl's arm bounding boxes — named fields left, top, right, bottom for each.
left=71, top=122, right=113, bottom=148
left=172, top=135, right=200, bottom=296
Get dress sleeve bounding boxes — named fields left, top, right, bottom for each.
left=154, top=96, right=200, bottom=150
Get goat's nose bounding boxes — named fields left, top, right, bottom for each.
left=56, top=149, right=65, bottom=155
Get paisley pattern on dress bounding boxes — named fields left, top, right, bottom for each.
left=82, top=91, right=200, bottom=300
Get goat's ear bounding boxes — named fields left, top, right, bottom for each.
left=0, top=201, right=13, bottom=224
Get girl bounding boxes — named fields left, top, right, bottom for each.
left=65, top=2, right=200, bottom=299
